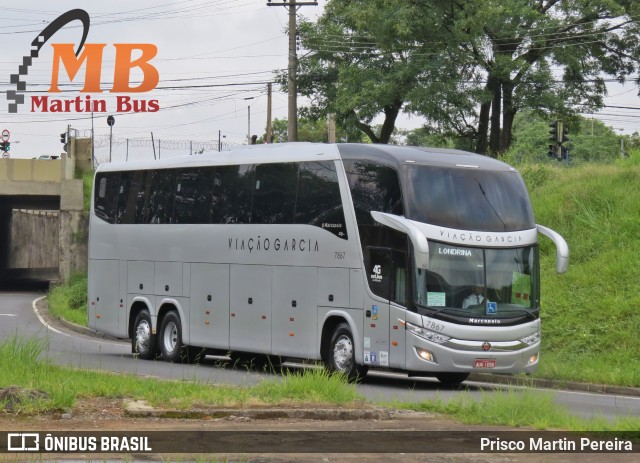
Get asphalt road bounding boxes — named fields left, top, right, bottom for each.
left=1, top=289, right=640, bottom=422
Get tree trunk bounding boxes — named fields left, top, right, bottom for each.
left=488, top=75, right=502, bottom=157
left=378, top=101, right=403, bottom=144
left=476, top=87, right=491, bottom=154
left=500, top=81, right=516, bottom=152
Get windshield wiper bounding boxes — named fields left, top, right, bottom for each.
left=475, top=178, right=507, bottom=231
left=415, top=302, right=465, bottom=317
left=500, top=306, right=539, bottom=322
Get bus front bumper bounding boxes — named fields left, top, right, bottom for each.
left=405, top=334, right=540, bottom=375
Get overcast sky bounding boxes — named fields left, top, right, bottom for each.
left=0, top=1, right=638, bottom=161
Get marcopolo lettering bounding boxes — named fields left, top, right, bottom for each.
left=469, top=318, right=502, bottom=325
left=228, top=236, right=319, bottom=253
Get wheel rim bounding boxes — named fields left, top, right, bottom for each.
left=135, top=320, right=151, bottom=353
left=163, top=320, right=179, bottom=354
left=333, top=334, right=354, bottom=372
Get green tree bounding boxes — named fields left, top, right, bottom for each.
left=293, top=0, right=453, bottom=144
left=266, top=117, right=364, bottom=143
left=453, top=0, right=640, bottom=155
left=507, top=112, right=621, bottom=162
left=294, top=0, right=640, bottom=155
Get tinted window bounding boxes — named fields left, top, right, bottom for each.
left=120, top=171, right=148, bottom=224
left=365, top=247, right=407, bottom=304
left=252, top=163, right=297, bottom=224
left=94, top=173, right=120, bottom=223
left=174, top=168, right=213, bottom=224
left=345, top=161, right=405, bottom=250
left=295, top=161, right=347, bottom=239
left=345, top=161, right=403, bottom=226
left=211, top=165, right=255, bottom=224
left=404, top=166, right=535, bottom=232
left=146, top=170, right=176, bottom=224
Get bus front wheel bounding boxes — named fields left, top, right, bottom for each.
left=132, top=309, right=156, bottom=360
left=326, top=322, right=368, bottom=382
left=159, top=311, right=184, bottom=363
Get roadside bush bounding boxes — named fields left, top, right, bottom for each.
left=48, top=272, right=88, bottom=326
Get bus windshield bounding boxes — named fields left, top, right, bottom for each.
left=404, top=165, right=535, bottom=232
left=414, top=242, right=540, bottom=323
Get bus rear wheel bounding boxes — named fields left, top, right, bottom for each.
left=326, top=322, right=368, bottom=382
left=435, top=372, right=469, bottom=387
left=159, top=311, right=184, bottom=363
left=132, top=309, right=156, bottom=360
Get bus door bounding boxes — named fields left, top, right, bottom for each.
left=363, top=247, right=407, bottom=369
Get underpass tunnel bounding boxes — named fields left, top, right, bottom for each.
left=0, top=195, right=61, bottom=284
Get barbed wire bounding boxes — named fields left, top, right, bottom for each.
left=74, top=133, right=239, bottom=165
left=92, top=135, right=223, bottom=151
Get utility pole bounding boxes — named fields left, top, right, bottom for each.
left=266, top=82, right=273, bottom=143
left=327, top=113, right=336, bottom=143
left=267, top=0, right=318, bottom=142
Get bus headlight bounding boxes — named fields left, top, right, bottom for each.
left=519, top=332, right=540, bottom=346
left=404, top=321, right=451, bottom=344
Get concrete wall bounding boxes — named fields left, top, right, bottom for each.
left=8, top=210, right=59, bottom=269
left=0, top=158, right=63, bottom=183
left=75, top=137, right=93, bottom=174
left=0, top=151, right=88, bottom=281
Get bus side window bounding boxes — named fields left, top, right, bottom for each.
left=211, top=165, right=255, bottom=224
left=174, top=168, right=213, bottom=224
left=365, top=247, right=408, bottom=305
left=146, top=170, right=176, bottom=224
left=94, top=173, right=120, bottom=223
left=252, top=163, right=297, bottom=224
left=295, top=161, right=347, bottom=239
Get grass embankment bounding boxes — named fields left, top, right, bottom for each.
left=3, top=336, right=640, bottom=430
left=521, top=158, right=640, bottom=387
left=0, top=336, right=361, bottom=414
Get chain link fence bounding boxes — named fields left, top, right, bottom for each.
left=73, top=130, right=238, bottom=165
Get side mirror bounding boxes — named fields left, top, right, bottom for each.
left=371, top=212, right=429, bottom=269
left=536, top=224, right=569, bottom=274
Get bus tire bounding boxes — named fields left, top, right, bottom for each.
left=326, top=322, right=368, bottom=382
left=435, top=372, right=469, bottom=387
left=159, top=311, right=184, bottom=363
left=132, top=309, right=156, bottom=360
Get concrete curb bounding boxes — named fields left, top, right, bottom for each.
left=467, top=373, right=640, bottom=397
left=38, top=297, right=640, bottom=399
left=36, top=297, right=123, bottom=342
left=124, top=399, right=391, bottom=421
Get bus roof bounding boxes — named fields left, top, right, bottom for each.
left=336, top=143, right=516, bottom=172
left=95, top=143, right=516, bottom=173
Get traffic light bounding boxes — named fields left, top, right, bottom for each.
left=548, top=121, right=559, bottom=144
left=0, top=141, right=9, bottom=152
left=60, top=132, right=68, bottom=152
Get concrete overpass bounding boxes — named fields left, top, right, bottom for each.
left=0, top=139, right=90, bottom=282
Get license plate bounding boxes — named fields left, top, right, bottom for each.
left=474, top=358, right=496, bottom=369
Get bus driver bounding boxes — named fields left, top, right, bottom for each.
left=462, top=286, right=485, bottom=309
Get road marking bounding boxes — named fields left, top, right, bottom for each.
left=32, top=296, right=66, bottom=336
left=31, top=296, right=126, bottom=346
left=0, top=313, right=17, bottom=316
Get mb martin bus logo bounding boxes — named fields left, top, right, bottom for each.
left=8, top=9, right=159, bottom=114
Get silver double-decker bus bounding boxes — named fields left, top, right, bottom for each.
left=88, top=143, right=568, bottom=385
